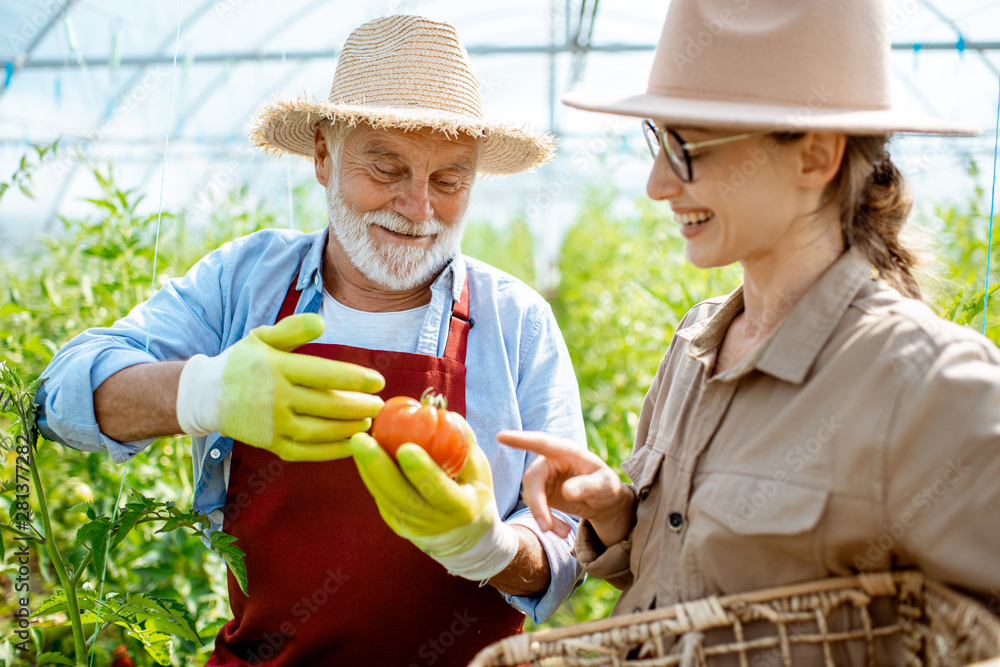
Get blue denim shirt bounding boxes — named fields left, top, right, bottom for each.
left=36, top=227, right=586, bottom=622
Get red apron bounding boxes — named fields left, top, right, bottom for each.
left=207, top=277, right=524, bottom=666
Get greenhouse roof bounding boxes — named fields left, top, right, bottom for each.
left=1, top=0, right=999, bottom=244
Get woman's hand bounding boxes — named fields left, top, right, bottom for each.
left=497, top=430, right=636, bottom=545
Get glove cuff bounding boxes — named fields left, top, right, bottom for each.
left=176, top=351, right=228, bottom=436
left=415, top=506, right=520, bottom=582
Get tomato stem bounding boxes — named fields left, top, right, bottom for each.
left=419, top=387, right=448, bottom=410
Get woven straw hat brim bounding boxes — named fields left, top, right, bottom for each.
left=249, top=96, right=556, bottom=175
left=562, top=90, right=981, bottom=137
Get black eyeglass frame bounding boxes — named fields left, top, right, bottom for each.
left=642, top=119, right=773, bottom=183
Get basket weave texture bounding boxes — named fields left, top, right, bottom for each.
left=469, top=571, right=1000, bottom=667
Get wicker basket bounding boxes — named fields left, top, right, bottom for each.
left=469, top=571, right=1000, bottom=667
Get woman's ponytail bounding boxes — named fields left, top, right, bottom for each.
left=825, top=135, right=922, bottom=300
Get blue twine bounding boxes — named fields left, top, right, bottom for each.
left=982, top=67, right=1000, bottom=335
left=88, top=3, right=182, bottom=665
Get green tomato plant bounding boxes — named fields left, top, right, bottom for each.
left=0, top=362, right=247, bottom=666
left=0, top=149, right=251, bottom=666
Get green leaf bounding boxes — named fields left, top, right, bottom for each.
left=84, top=197, right=120, bottom=213
left=210, top=531, right=248, bottom=596
left=76, top=516, right=112, bottom=571
left=944, top=288, right=965, bottom=321
left=77, top=592, right=132, bottom=625
left=130, top=491, right=157, bottom=510
left=132, top=629, right=173, bottom=665
left=0, top=303, right=29, bottom=317
left=947, top=282, right=1000, bottom=326
left=35, top=653, right=76, bottom=666
left=154, top=510, right=202, bottom=534
left=35, top=591, right=68, bottom=616
left=75, top=516, right=110, bottom=545
left=110, top=505, right=144, bottom=550
left=198, top=617, right=229, bottom=641
left=145, top=615, right=201, bottom=644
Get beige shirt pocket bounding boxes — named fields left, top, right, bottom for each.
left=686, top=472, right=831, bottom=597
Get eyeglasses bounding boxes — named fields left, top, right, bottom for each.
left=642, top=119, right=770, bottom=183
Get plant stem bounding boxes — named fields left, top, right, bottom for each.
left=28, top=436, right=88, bottom=666
left=0, top=522, right=43, bottom=541
left=71, top=552, right=93, bottom=588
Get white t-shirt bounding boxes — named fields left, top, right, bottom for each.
left=314, top=290, right=429, bottom=353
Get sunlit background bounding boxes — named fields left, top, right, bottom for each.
left=2, top=5, right=1000, bottom=657
left=1, top=0, right=999, bottom=279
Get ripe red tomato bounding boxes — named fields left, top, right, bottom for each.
left=371, top=390, right=469, bottom=477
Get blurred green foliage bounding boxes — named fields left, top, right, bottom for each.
left=461, top=216, right=537, bottom=286
left=1, top=146, right=998, bottom=662
left=0, top=159, right=265, bottom=666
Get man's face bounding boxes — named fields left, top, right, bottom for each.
left=324, top=125, right=478, bottom=292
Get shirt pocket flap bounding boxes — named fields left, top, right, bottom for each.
left=622, top=445, right=666, bottom=493
left=693, top=473, right=830, bottom=536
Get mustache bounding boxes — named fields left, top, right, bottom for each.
left=362, top=208, right=446, bottom=237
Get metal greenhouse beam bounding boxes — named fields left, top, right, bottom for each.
left=10, top=41, right=1000, bottom=71
left=0, top=0, right=76, bottom=98
left=44, top=0, right=220, bottom=227
left=911, top=0, right=999, bottom=77
left=130, top=0, right=341, bottom=212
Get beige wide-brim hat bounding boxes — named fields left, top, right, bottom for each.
left=250, top=15, right=555, bottom=175
left=563, top=0, right=980, bottom=136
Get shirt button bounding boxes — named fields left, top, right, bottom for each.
left=209, top=448, right=222, bottom=460
left=638, top=488, right=651, bottom=501
left=668, top=512, right=684, bottom=531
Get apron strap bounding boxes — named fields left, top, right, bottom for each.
left=443, top=277, right=472, bottom=365
left=276, top=273, right=472, bottom=365
left=276, top=278, right=300, bottom=323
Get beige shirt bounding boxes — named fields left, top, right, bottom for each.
left=577, top=248, right=1000, bottom=618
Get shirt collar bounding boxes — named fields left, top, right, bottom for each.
left=296, top=227, right=328, bottom=292
left=675, top=247, right=873, bottom=384
left=755, top=247, right=872, bottom=384
left=301, top=227, right=467, bottom=304
left=676, top=288, right=743, bottom=357
left=433, top=253, right=467, bottom=304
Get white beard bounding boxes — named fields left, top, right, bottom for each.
left=325, top=180, right=465, bottom=292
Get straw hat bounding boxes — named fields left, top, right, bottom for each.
left=250, top=15, right=555, bottom=175
left=563, top=0, right=980, bottom=136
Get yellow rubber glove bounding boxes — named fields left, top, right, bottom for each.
left=180, top=313, right=385, bottom=461
left=350, top=426, right=519, bottom=580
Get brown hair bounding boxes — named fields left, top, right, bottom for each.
left=823, top=135, right=921, bottom=299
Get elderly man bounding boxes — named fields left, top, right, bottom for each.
left=36, top=15, right=585, bottom=666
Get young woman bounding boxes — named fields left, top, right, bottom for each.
left=499, top=0, right=995, bottom=659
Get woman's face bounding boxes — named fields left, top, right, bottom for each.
left=646, top=125, right=834, bottom=271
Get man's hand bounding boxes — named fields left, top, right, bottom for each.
left=350, top=427, right=519, bottom=581
left=177, top=313, right=385, bottom=461
left=497, top=430, right=636, bottom=547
